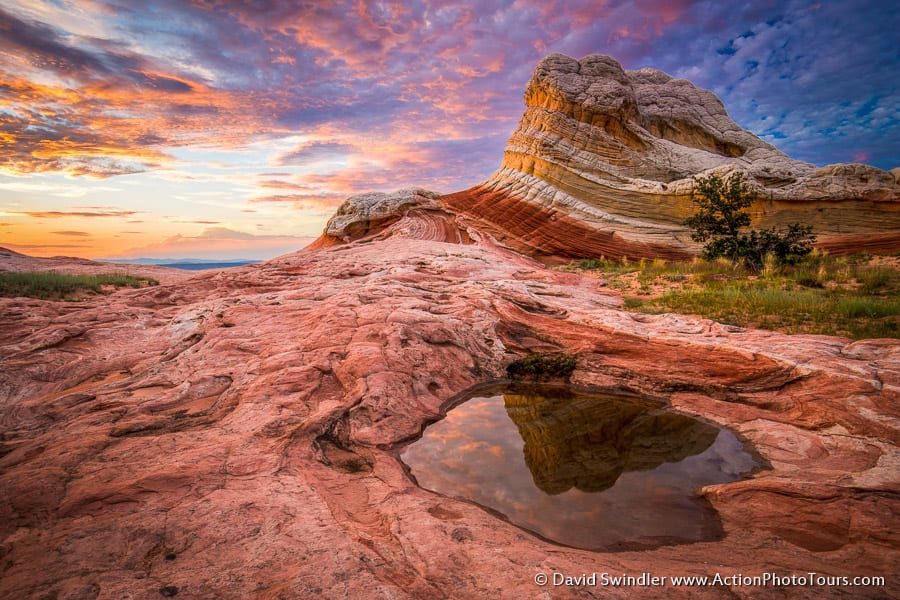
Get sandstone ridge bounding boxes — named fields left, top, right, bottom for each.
left=2, top=218, right=898, bottom=598
left=445, top=53, right=900, bottom=259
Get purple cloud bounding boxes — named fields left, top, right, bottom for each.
left=277, top=142, right=357, bottom=167
left=0, top=0, right=896, bottom=193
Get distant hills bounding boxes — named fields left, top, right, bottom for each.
left=99, top=257, right=260, bottom=270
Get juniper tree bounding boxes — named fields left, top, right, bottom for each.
left=685, top=172, right=815, bottom=270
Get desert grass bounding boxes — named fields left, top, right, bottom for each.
left=0, top=271, right=159, bottom=300
left=566, top=253, right=899, bottom=340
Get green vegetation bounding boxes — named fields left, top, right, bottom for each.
left=0, top=271, right=158, bottom=300
left=566, top=253, right=899, bottom=340
left=507, top=352, right=577, bottom=381
left=686, top=172, right=815, bottom=270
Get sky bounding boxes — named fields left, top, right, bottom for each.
left=1, top=0, right=897, bottom=259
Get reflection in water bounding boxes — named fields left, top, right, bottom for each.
left=401, top=385, right=757, bottom=550
left=505, top=386, right=720, bottom=495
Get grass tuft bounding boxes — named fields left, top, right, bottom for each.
left=0, top=271, right=158, bottom=300
left=564, top=254, right=899, bottom=340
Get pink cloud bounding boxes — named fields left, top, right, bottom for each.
left=116, top=227, right=315, bottom=260
left=2, top=0, right=895, bottom=198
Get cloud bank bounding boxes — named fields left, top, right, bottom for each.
left=2, top=0, right=895, bottom=185
left=115, top=227, right=315, bottom=260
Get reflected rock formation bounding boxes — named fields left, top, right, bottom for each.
left=503, top=387, right=719, bottom=495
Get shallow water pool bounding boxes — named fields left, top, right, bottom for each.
left=401, top=385, right=758, bottom=550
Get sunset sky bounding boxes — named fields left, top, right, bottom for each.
left=1, top=0, right=897, bottom=259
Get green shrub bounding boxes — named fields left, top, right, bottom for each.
left=571, top=256, right=647, bottom=275
left=576, top=258, right=602, bottom=270
left=568, top=253, right=899, bottom=340
left=506, top=353, right=577, bottom=381
left=857, top=266, right=892, bottom=293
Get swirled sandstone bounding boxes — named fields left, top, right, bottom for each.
left=446, top=53, right=900, bottom=259
left=2, top=225, right=897, bottom=598
left=1, top=193, right=898, bottom=598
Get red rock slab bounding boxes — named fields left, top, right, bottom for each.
left=444, top=184, right=900, bottom=261
left=0, top=226, right=897, bottom=598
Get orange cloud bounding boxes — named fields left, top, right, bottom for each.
left=0, top=7, right=284, bottom=178
left=12, top=210, right=139, bottom=218
left=5, top=243, right=91, bottom=251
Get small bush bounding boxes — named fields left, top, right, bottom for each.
left=857, top=266, right=892, bottom=293
left=795, top=266, right=825, bottom=288
left=506, top=353, right=577, bottom=381
left=575, top=256, right=637, bottom=274
left=623, top=297, right=644, bottom=309
left=577, top=258, right=602, bottom=270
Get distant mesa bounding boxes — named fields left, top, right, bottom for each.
left=106, top=258, right=261, bottom=270
left=0, top=246, right=27, bottom=258
left=322, top=54, right=900, bottom=260
left=0, top=247, right=196, bottom=285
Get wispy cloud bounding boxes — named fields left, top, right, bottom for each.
left=276, top=142, right=357, bottom=167
left=11, top=210, right=139, bottom=218
left=5, top=242, right=91, bottom=250
left=0, top=3, right=271, bottom=178
left=50, top=230, right=91, bottom=236
left=2, top=0, right=896, bottom=186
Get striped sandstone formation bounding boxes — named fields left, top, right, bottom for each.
left=444, top=54, right=900, bottom=260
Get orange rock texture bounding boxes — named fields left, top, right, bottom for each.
left=1, top=193, right=897, bottom=598
left=461, top=53, right=900, bottom=259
